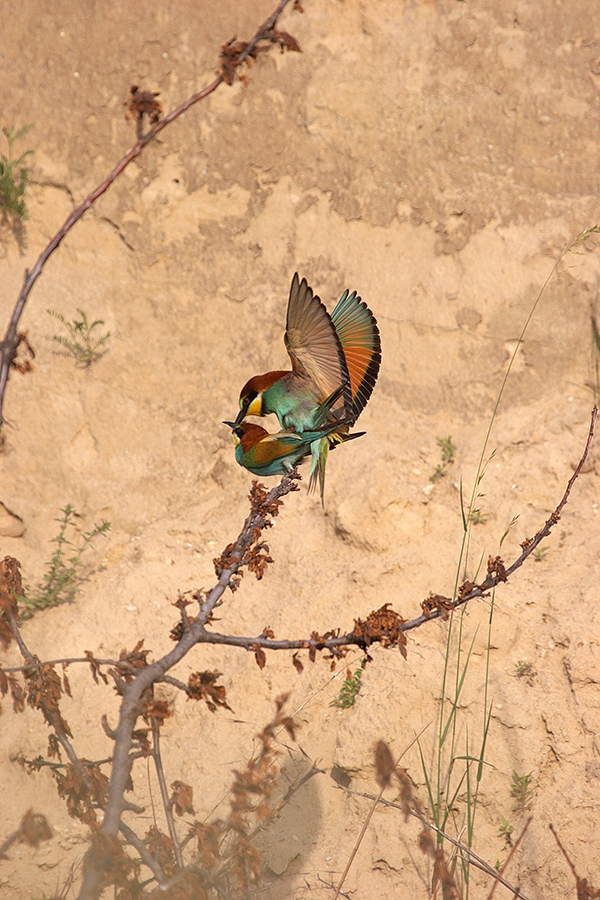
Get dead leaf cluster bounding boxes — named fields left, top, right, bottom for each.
left=352, top=602, right=407, bottom=657
left=0, top=555, right=21, bottom=649
left=124, top=85, right=162, bottom=126
left=219, top=27, right=301, bottom=86
left=187, top=670, right=232, bottom=712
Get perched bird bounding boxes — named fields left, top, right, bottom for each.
left=225, top=386, right=359, bottom=482
left=224, top=420, right=347, bottom=480
left=233, top=272, right=381, bottom=499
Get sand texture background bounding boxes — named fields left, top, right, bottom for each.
left=1, top=1, right=600, bottom=897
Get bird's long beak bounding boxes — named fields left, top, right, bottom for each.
left=233, top=408, right=247, bottom=426
left=222, top=421, right=236, bottom=429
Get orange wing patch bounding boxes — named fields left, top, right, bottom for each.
left=331, top=289, right=381, bottom=421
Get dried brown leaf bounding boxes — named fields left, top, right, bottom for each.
left=124, top=85, right=162, bottom=125
left=89, top=831, right=140, bottom=893
left=421, top=594, right=454, bottom=620
left=25, top=662, right=72, bottom=736
left=0, top=556, right=22, bottom=649
left=142, top=693, right=171, bottom=725
left=54, top=761, right=109, bottom=827
left=9, top=674, right=25, bottom=713
left=47, top=733, right=61, bottom=761
left=253, top=645, right=267, bottom=670
left=352, top=603, right=407, bottom=655
left=432, top=846, right=461, bottom=900
left=171, top=780, right=195, bottom=817
left=145, top=825, right=176, bottom=877
left=271, top=29, right=301, bottom=52
left=62, top=664, right=72, bottom=698
left=187, top=671, right=232, bottom=712
left=84, top=650, right=108, bottom=685
left=230, top=834, right=261, bottom=890
left=457, top=580, right=476, bottom=600
left=487, top=554, right=507, bottom=583
left=418, top=827, right=435, bottom=856
left=9, top=333, right=35, bottom=375
left=132, top=727, right=151, bottom=757
left=189, top=820, right=221, bottom=870
left=247, top=541, right=273, bottom=580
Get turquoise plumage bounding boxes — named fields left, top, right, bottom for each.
left=232, top=273, right=380, bottom=500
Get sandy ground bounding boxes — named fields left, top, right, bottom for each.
left=1, top=0, right=600, bottom=897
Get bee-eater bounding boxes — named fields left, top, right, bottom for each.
left=232, top=272, right=381, bottom=499
left=225, top=385, right=360, bottom=482
left=224, top=419, right=354, bottom=480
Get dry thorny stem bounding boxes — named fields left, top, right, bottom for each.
left=0, top=0, right=300, bottom=427
left=343, top=779, right=535, bottom=900
left=336, top=739, right=531, bottom=900
left=0, top=408, right=596, bottom=897
left=3, top=404, right=595, bottom=679
left=2, top=474, right=303, bottom=899
left=332, top=728, right=430, bottom=900
left=549, top=824, right=600, bottom=900
left=332, top=740, right=532, bottom=900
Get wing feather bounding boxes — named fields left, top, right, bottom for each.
left=285, top=273, right=350, bottom=411
left=251, top=432, right=303, bottom=465
left=331, top=289, right=381, bottom=420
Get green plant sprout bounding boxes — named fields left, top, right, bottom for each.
left=515, top=660, right=536, bottom=680
left=19, top=504, right=110, bottom=612
left=0, top=124, right=33, bottom=236
left=498, top=816, right=514, bottom=847
left=533, top=545, right=550, bottom=562
left=419, top=227, right=600, bottom=897
left=468, top=507, right=491, bottom=525
left=330, top=668, right=363, bottom=708
left=47, top=307, right=111, bottom=367
left=430, top=435, right=457, bottom=482
left=510, top=770, right=534, bottom=813
left=499, top=514, right=520, bottom=550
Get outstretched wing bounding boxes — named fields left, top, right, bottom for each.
left=331, top=288, right=381, bottom=421
left=285, top=273, right=350, bottom=411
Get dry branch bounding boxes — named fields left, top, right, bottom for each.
left=2, top=406, right=595, bottom=897
left=0, top=0, right=298, bottom=426
left=3, top=406, right=596, bottom=687
left=75, top=473, right=298, bottom=899
left=337, top=785, right=531, bottom=900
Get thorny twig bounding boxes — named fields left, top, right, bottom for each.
left=4, top=407, right=597, bottom=681
left=150, top=718, right=184, bottom=869
left=337, top=785, right=532, bottom=900
left=403, top=404, right=597, bottom=632
left=75, top=473, right=298, bottom=900
left=486, top=817, right=532, bottom=900
left=0, top=0, right=298, bottom=426
left=333, top=725, right=431, bottom=900
left=3, top=415, right=595, bottom=894
left=7, top=610, right=92, bottom=792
